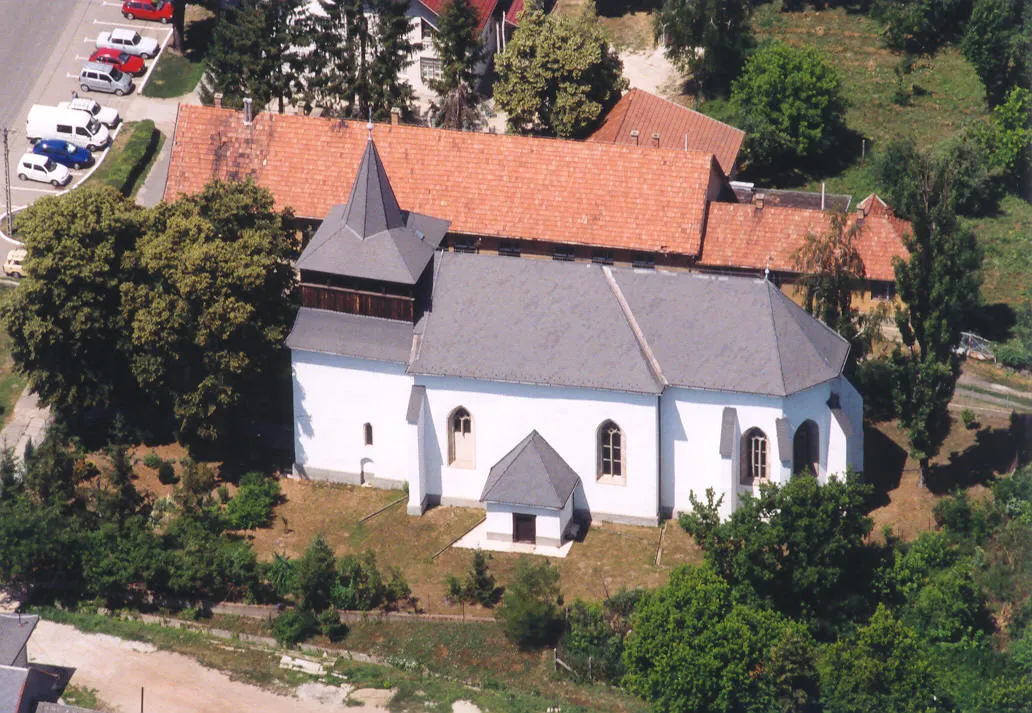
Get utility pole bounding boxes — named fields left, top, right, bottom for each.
left=2, top=127, right=13, bottom=237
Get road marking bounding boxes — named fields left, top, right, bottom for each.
left=66, top=73, right=79, bottom=79
left=75, top=56, right=91, bottom=61
left=93, top=20, right=151, bottom=28
left=102, top=1, right=122, bottom=6
left=10, top=186, right=63, bottom=195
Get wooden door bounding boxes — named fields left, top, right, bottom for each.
left=513, top=514, right=536, bottom=544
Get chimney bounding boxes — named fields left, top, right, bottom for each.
left=754, top=192, right=765, bottom=211
left=630, top=129, right=639, bottom=146
left=651, top=132, right=660, bottom=147
left=821, top=182, right=826, bottom=211
left=243, top=97, right=253, bottom=125
left=684, top=134, right=689, bottom=152
left=214, top=92, right=223, bottom=109
left=390, top=107, right=401, bottom=126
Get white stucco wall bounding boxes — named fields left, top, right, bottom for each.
left=416, top=376, right=661, bottom=525
left=292, top=350, right=414, bottom=484
left=403, top=3, right=499, bottom=102
left=485, top=499, right=572, bottom=545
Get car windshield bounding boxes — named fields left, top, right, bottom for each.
left=118, top=52, right=130, bottom=63
left=86, top=118, right=101, bottom=134
left=109, top=67, right=124, bottom=81
left=130, top=32, right=141, bottom=44
left=65, top=143, right=77, bottom=153
left=44, top=159, right=57, bottom=171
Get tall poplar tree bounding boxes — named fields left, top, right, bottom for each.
left=877, top=139, right=983, bottom=487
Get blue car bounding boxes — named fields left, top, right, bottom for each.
left=32, top=140, right=93, bottom=170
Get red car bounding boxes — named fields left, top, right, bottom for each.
left=89, top=48, right=146, bottom=76
left=121, top=0, right=173, bottom=23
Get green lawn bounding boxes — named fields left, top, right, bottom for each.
left=143, top=50, right=206, bottom=99
left=82, top=120, right=165, bottom=199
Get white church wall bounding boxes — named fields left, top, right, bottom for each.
left=418, top=376, right=661, bottom=526
left=292, top=350, right=413, bottom=487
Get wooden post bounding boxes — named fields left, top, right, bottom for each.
left=140, top=686, right=144, bottom=713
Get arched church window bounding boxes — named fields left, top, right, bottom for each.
left=742, top=428, right=768, bottom=484
left=448, top=407, right=474, bottom=468
left=598, top=420, right=625, bottom=481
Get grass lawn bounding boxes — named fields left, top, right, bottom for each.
left=142, top=4, right=212, bottom=99
left=0, top=288, right=26, bottom=427
left=555, top=0, right=659, bottom=51
left=82, top=120, right=165, bottom=199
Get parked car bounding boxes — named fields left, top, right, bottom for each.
left=33, top=140, right=93, bottom=170
left=79, top=62, right=134, bottom=96
left=89, top=48, right=145, bottom=76
left=16, top=154, right=72, bottom=187
left=3, top=249, right=27, bottom=279
left=57, top=98, right=120, bottom=129
left=121, top=0, right=173, bottom=23
left=26, top=105, right=111, bottom=151
left=96, top=28, right=160, bottom=59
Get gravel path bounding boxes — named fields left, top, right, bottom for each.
left=29, top=620, right=389, bottom=713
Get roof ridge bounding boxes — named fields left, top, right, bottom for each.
left=764, top=280, right=790, bottom=396
left=602, top=266, right=667, bottom=388
left=527, top=431, right=563, bottom=504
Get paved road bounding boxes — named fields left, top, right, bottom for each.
left=0, top=0, right=82, bottom=131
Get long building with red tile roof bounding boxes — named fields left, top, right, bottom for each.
left=164, top=104, right=727, bottom=259
left=699, top=193, right=909, bottom=283
left=588, top=89, right=745, bottom=177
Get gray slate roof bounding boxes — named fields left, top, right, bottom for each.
left=296, top=139, right=450, bottom=284
left=287, top=308, right=413, bottom=364
left=611, top=269, right=849, bottom=396
left=409, top=254, right=663, bottom=394
left=0, top=666, right=27, bottom=713
left=288, top=252, right=849, bottom=398
left=481, top=431, right=581, bottom=509
left=0, top=614, right=37, bottom=667
left=37, top=703, right=105, bottom=713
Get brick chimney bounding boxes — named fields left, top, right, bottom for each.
left=214, top=92, right=223, bottom=108
left=630, top=129, right=639, bottom=146
left=390, top=107, right=401, bottom=126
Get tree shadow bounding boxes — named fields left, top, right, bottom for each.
left=863, top=422, right=908, bottom=508
left=183, top=17, right=215, bottom=62
left=595, top=0, right=662, bottom=16
left=928, top=424, right=1018, bottom=494
left=966, top=302, right=1017, bottom=342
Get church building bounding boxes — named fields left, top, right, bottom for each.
left=287, top=132, right=865, bottom=547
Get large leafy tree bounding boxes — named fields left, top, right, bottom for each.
left=2, top=187, right=141, bottom=418
left=679, top=474, right=876, bottom=630
left=876, top=139, right=983, bottom=487
left=731, top=41, right=846, bottom=178
left=818, top=604, right=939, bottom=713
left=429, top=0, right=484, bottom=130
left=961, top=0, right=1029, bottom=106
left=122, top=180, right=298, bottom=445
left=495, top=6, right=626, bottom=138
left=655, top=0, right=752, bottom=97
left=878, top=0, right=974, bottom=55
left=623, top=564, right=818, bottom=713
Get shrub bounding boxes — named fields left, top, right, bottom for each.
left=852, top=357, right=897, bottom=421
left=225, top=472, right=280, bottom=530
left=333, top=551, right=384, bottom=610
left=383, top=566, right=411, bottom=608
left=273, top=608, right=318, bottom=646
left=318, top=608, right=349, bottom=642
left=143, top=452, right=163, bottom=470
left=933, top=491, right=991, bottom=541
left=179, top=460, right=216, bottom=497
left=265, top=552, right=297, bottom=599
left=217, top=485, right=230, bottom=504
left=961, top=409, right=978, bottom=429
left=157, top=461, right=178, bottom=485
left=563, top=600, right=625, bottom=682
left=446, top=549, right=500, bottom=607
left=295, top=535, right=337, bottom=612
left=496, top=557, right=563, bottom=649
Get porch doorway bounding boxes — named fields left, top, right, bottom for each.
left=513, top=513, right=536, bottom=544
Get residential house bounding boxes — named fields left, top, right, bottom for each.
left=587, top=88, right=745, bottom=177
left=0, top=615, right=62, bottom=713
left=165, top=105, right=908, bottom=301
left=285, top=135, right=864, bottom=545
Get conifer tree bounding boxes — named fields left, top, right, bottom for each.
left=430, top=0, right=484, bottom=129
left=368, top=0, right=416, bottom=120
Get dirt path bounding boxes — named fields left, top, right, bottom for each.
left=955, top=367, right=1032, bottom=414
left=29, top=620, right=389, bottom=713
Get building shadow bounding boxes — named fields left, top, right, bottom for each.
left=863, top=422, right=907, bottom=508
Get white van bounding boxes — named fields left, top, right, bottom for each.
left=26, top=105, right=111, bottom=151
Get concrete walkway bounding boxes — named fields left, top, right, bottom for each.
left=0, top=388, right=50, bottom=460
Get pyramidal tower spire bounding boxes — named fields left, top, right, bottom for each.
left=340, top=134, right=405, bottom=240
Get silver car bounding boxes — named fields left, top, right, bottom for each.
left=79, top=61, right=134, bottom=96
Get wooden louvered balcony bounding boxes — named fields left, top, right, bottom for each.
left=301, top=283, right=414, bottom=322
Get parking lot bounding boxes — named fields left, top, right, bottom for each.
left=2, top=0, right=173, bottom=229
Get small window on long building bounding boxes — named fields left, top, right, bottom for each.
left=364, top=423, right=373, bottom=446
left=451, top=236, right=477, bottom=254
left=553, top=245, right=576, bottom=262
left=591, top=249, right=615, bottom=265
left=498, top=241, right=521, bottom=257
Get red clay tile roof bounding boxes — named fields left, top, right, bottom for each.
left=165, top=105, right=722, bottom=256
left=504, top=0, right=523, bottom=25
left=699, top=194, right=910, bottom=282
left=418, top=0, right=499, bottom=33
left=588, top=89, right=745, bottom=176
